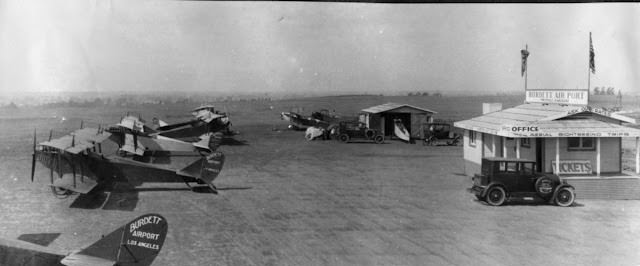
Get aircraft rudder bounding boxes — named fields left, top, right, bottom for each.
left=61, top=213, right=167, bottom=266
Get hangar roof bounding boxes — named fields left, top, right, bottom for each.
left=361, top=103, right=437, bottom=114
left=454, top=103, right=640, bottom=138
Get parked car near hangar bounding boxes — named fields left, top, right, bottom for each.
left=468, top=157, right=576, bottom=207
left=332, top=121, right=385, bottom=144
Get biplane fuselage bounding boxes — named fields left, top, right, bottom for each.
left=152, top=105, right=234, bottom=142
left=33, top=126, right=224, bottom=196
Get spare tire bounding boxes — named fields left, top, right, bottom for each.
left=365, top=129, right=375, bottom=139
left=535, top=176, right=554, bottom=198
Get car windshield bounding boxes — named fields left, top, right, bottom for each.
left=521, top=163, right=534, bottom=174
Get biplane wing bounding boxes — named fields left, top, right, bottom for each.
left=51, top=174, right=98, bottom=194
left=116, top=116, right=145, bottom=132
left=39, top=128, right=111, bottom=154
left=121, top=133, right=146, bottom=156
left=155, top=119, right=197, bottom=131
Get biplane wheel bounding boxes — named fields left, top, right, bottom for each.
left=51, top=186, right=74, bottom=199
left=305, top=133, right=314, bottom=141
left=424, top=136, right=435, bottom=146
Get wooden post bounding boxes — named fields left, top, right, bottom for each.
left=492, top=135, right=497, bottom=157
left=555, top=138, right=560, bottom=175
left=480, top=133, right=484, bottom=158
left=503, top=137, right=507, bottom=158
left=516, top=138, right=521, bottom=159
left=596, top=137, right=601, bottom=176
left=636, top=137, right=640, bottom=174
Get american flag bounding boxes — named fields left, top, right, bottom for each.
left=521, top=46, right=529, bottom=77
left=589, top=32, right=595, bottom=74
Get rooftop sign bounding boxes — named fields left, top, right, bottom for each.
left=498, top=124, right=640, bottom=138
left=525, top=89, right=588, bottom=105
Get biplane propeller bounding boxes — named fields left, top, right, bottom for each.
left=30, top=118, right=225, bottom=198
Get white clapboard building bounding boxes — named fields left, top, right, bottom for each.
left=454, top=90, right=640, bottom=199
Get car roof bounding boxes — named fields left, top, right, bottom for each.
left=483, top=157, right=536, bottom=163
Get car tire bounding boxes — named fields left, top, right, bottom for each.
left=374, top=135, right=384, bottom=144
left=535, top=176, right=554, bottom=198
left=554, top=187, right=575, bottom=207
left=485, top=186, right=506, bottom=206
left=339, top=134, right=349, bottom=143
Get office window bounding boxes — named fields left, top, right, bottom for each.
left=568, top=137, right=595, bottom=151
left=521, top=138, right=531, bottom=148
left=469, top=130, right=476, bottom=146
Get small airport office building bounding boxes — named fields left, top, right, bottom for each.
left=454, top=90, right=640, bottom=179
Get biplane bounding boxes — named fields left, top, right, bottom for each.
left=0, top=213, right=167, bottom=266
left=281, top=109, right=355, bottom=131
left=150, top=105, right=235, bottom=142
left=31, top=117, right=226, bottom=197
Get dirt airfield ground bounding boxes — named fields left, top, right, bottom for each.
left=2, top=95, right=640, bottom=265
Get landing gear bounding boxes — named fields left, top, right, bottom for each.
left=209, top=184, right=218, bottom=194
left=51, top=186, right=74, bottom=199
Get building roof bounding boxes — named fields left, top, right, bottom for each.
left=483, top=157, right=536, bottom=162
left=361, top=102, right=437, bottom=114
left=454, top=103, right=640, bottom=138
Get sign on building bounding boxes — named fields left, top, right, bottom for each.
left=551, top=160, right=593, bottom=174
left=525, top=89, right=588, bottom=105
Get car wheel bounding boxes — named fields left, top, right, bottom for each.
left=374, top=135, right=384, bottom=144
left=554, top=187, right=575, bottom=207
left=485, top=186, right=506, bottom=206
left=339, top=134, right=349, bottom=143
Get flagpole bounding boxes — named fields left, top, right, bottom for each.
left=525, top=44, right=528, bottom=91
left=587, top=32, right=592, bottom=105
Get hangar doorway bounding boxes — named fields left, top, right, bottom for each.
left=383, top=113, right=411, bottom=137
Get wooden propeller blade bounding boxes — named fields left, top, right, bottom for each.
left=31, top=129, right=36, bottom=182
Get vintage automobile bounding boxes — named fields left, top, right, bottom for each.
left=468, top=157, right=576, bottom=207
left=422, top=122, right=461, bottom=146
left=332, top=121, right=384, bottom=144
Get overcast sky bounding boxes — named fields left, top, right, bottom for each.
left=0, top=1, right=638, bottom=97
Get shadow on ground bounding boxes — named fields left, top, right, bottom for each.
left=17, top=233, right=60, bottom=247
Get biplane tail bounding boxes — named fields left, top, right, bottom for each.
left=61, top=213, right=167, bottom=266
left=177, top=151, right=225, bottom=192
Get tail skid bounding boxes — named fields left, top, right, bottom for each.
left=61, top=213, right=167, bottom=266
